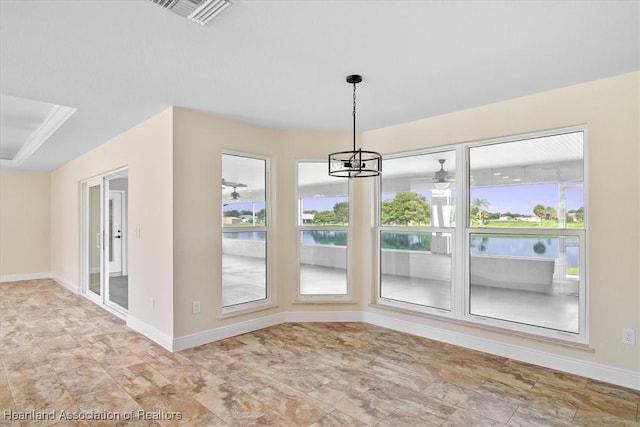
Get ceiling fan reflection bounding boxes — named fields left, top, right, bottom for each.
left=222, top=178, right=247, bottom=200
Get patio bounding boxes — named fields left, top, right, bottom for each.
left=222, top=253, right=579, bottom=333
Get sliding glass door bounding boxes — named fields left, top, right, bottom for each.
left=83, top=170, right=129, bottom=313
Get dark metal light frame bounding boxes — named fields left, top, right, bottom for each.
left=328, top=75, right=382, bottom=178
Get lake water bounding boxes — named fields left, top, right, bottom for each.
left=470, top=235, right=579, bottom=268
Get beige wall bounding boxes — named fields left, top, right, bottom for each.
left=0, top=169, right=50, bottom=277
left=50, top=108, right=174, bottom=337
left=171, top=112, right=362, bottom=336
left=172, top=108, right=286, bottom=337
left=361, top=72, right=640, bottom=372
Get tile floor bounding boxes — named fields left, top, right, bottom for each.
left=1, top=279, right=639, bottom=426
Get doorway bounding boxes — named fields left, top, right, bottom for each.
left=82, top=169, right=129, bottom=313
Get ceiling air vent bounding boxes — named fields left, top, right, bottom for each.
left=149, top=0, right=231, bottom=26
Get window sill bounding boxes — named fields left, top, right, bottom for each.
left=293, top=298, right=358, bottom=305
left=219, top=302, right=279, bottom=320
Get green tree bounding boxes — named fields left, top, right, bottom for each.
left=256, top=208, right=266, bottom=221
left=533, top=204, right=546, bottom=219
left=333, top=202, right=349, bottom=224
left=224, top=209, right=240, bottom=217
left=545, top=206, right=557, bottom=220
left=470, top=198, right=490, bottom=227
left=312, top=211, right=337, bottom=225
left=381, top=192, right=430, bottom=225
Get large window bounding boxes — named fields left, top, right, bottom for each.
left=297, top=161, right=349, bottom=298
left=467, top=131, right=585, bottom=337
left=378, top=150, right=456, bottom=312
left=377, top=128, right=587, bottom=343
left=221, top=153, right=269, bottom=310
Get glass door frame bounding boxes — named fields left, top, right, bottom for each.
left=82, top=177, right=105, bottom=305
left=81, top=169, right=128, bottom=318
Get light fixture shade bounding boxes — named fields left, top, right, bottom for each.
left=328, top=149, right=382, bottom=178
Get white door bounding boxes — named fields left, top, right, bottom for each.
left=83, top=171, right=129, bottom=313
left=108, top=191, right=124, bottom=274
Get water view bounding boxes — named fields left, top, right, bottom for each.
left=471, top=235, right=579, bottom=269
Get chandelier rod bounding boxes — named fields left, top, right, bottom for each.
left=352, top=79, right=357, bottom=153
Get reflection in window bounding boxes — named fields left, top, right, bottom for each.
left=380, top=231, right=452, bottom=310
left=298, top=162, right=349, bottom=227
left=221, top=153, right=268, bottom=309
left=469, top=233, right=580, bottom=333
left=222, top=232, right=267, bottom=307
left=222, top=155, right=266, bottom=227
left=299, top=230, right=347, bottom=295
left=468, top=131, right=584, bottom=335
left=297, top=162, right=349, bottom=296
left=379, top=151, right=456, bottom=311
left=381, top=154, right=456, bottom=228
left=469, top=131, right=584, bottom=230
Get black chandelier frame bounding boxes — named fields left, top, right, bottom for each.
left=328, top=75, right=382, bottom=178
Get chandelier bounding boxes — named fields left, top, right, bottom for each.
left=328, top=75, right=382, bottom=178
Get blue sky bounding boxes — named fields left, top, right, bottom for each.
left=470, top=183, right=583, bottom=215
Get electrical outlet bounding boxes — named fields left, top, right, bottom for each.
left=622, top=328, right=635, bottom=345
left=192, top=301, right=201, bottom=314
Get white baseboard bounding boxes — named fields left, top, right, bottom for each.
left=0, top=272, right=51, bottom=283
left=51, top=274, right=80, bottom=294
left=127, top=315, right=174, bottom=352
left=362, top=311, right=640, bottom=391
left=283, top=310, right=362, bottom=323
left=173, top=313, right=286, bottom=352
left=172, top=311, right=364, bottom=352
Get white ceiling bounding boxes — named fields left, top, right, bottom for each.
left=1, top=0, right=638, bottom=172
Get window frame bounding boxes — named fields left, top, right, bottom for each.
left=375, top=126, right=589, bottom=345
left=375, top=147, right=462, bottom=317
left=295, top=159, right=353, bottom=302
left=220, top=150, right=274, bottom=316
left=463, top=128, right=588, bottom=343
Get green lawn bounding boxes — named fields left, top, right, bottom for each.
left=566, top=267, right=580, bottom=276
left=223, top=222, right=265, bottom=227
